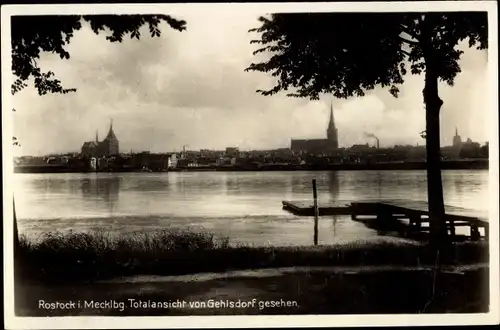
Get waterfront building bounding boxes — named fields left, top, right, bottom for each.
left=81, top=140, right=99, bottom=157
left=89, top=157, right=97, bottom=171
left=349, top=143, right=372, bottom=152
left=225, top=147, right=240, bottom=157
left=168, top=154, right=178, bottom=168
left=291, top=103, right=339, bottom=153
left=81, top=120, right=120, bottom=157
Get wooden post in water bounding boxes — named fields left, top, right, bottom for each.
left=312, top=179, right=319, bottom=246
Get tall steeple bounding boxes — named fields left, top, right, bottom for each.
left=328, top=102, right=336, bottom=128
left=106, top=118, right=117, bottom=140
left=95, top=130, right=99, bottom=143
left=102, top=118, right=119, bottom=156
left=453, top=126, right=462, bottom=148
left=326, top=101, right=339, bottom=149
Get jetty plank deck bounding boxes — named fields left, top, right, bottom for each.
left=374, top=199, right=488, bottom=223
left=283, top=199, right=488, bottom=222
left=282, top=200, right=351, bottom=216
left=282, top=199, right=488, bottom=241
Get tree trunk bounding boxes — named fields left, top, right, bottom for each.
left=423, top=66, right=448, bottom=247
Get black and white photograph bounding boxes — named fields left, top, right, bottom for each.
left=2, top=1, right=499, bottom=328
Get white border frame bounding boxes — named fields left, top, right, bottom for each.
left=2, top=2, right=499, bottom=328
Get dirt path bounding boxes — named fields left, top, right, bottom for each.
left=100, top=264, right=488, bottom=283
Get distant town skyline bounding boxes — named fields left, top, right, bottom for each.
left=12, top=11, right=490, bottom=156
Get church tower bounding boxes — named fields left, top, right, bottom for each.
left=452, top=126, right=462, bottom=149
left=100, top=119, right=120, bottom=156
left=326, top=103, right=339, bottom=149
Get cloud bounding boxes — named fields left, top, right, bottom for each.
left=12, top=13, right=490, bottom=156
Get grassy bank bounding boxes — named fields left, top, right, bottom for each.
left=16, top=229, right=489, bottom=283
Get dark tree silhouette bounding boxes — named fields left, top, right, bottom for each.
left=11, top=14, right=186, bottom=96
left=10, top=14, right=186, bottom=251
left=245, top=12, right=488, bottom=246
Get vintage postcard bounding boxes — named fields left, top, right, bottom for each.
left=2, top=1, right=499, bottom=329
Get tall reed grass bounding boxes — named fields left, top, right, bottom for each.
left=16, top=229, right=488, bottom=283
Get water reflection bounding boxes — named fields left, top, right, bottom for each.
left=226, top=174, right=240, bottom=195
left=375, top=171, right=382, bottom=200
left=291, top=174, right=309, bottom=196
left=80, top=174, right=120, bottom=212
left=327, top=172, right=340, bottom=238
left=128, top=173, right=170, bottom=192
left=356, top=216, right=409, bottom=238
left=31, top=175, right=80, bottom=195
left=454, top=177, right=465, bottom=196
left=328, top=171, right=340, bottom=200
left=14, top=170, right=489, bottom=246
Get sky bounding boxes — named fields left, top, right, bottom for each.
left=11, top=11, right=491, bottom=156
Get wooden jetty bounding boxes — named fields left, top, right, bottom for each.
left=282, top=199, right=489, bottom=241
left=282, top=200, right=352, bottom=216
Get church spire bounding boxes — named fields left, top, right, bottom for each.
left=328, top=101, right=335, bottom=129
left=105, top=118, right=117, bottom=140
left=95, top=130, right=98, bottom=143
left=326, top=101, right=339, bottom=149
left=455, top=126, right=458, bottom=136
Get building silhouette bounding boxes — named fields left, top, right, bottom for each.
left=452, top=127, right=462, bottom=149
left=81, top=120, right=120, bottom=157
left=291, top=103, right=339, bottom=153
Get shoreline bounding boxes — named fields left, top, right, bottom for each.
left=14, top=159, right=489, bottom=173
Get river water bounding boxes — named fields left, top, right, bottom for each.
left=13, top=170, right=489, bottom=246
